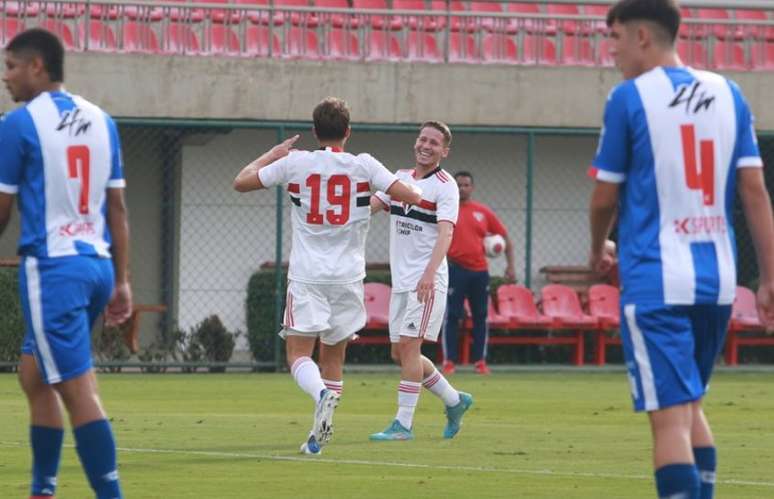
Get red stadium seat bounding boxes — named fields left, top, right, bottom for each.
left=235, top=0, right=272, bottom=24
left=596, top=36, right=615, bottom=66
left=496, top=285, right=553, bottom=328
left=482, top=33, right=517, bottom=63
left=677, top=39, right=708, bottom=67
left=124, top=4, right=165, bottom=22
left=583, top=4, right=609, bottom=34
left=429, top=0, right=466, bottom=32
left=274, top=0, right=319, bottom=28
left=45, top=2, right=84, bottom=19
left=327, top=28, right=360, bottom=60
left=353, top=0, right=402, bottom=31
left=122, top=22, right=160, bottom=53
left=711, top=40, right=746, bottom=70
left=206, top=25, right=241, bottom=55
left=587, top=284, right=621, bottom=366
left=90, top=4, right=120, bottom=20
left=448, top=32, right=479, bottom=62
left=245, top=25, right=281, bottom=56
left=314, top=0, right=359, bottom=29
left=0, top=18, right=22, bottom=45
left=468, top=2, right=502, bottom=33
left=283, top=26, right=319, bottom=58
left=545, top=3, right=580, bottom=35
left=80, top=20, right=117, bottom=51
left=725, top=286, right=771, bottom=365
left=750, top=42, right=774, bottom=69
left=522, top=35, right=557, bottom=64
left=561, top=34, right=593, bottom=65
left=365, top=29, right=401, bottom=60
left=167, top=0, right=206, bottom=23
left=506, top=2, right=541, bottom=34
left=695, top=9, right=732, bottom=39
left=734, top=10, right=774, bottom=41
left=393, top=0, right=441, bottom=32
left=164, top=23, right=201, bottom=54
left=364, top=283, right=390, bottom=329
left=41, top=20, right=75, bottom=49
left=405, top=31, right=440, bottom=62
left=195, top=0, right=242, bottom=24
left=540, top=284, right=597, bottom=329
left=0, top=2, right=40, bottom=17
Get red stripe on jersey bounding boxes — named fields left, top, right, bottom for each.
left=587, top=166, right=599, bottom=179
left=288, top=183, right=300, bottom=194
left=418, top=199, right=437, bottom=211
left=435, top=172, right=449, bottom=183
left=356, top=182, right=370, bottom=193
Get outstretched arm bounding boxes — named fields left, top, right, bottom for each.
left=233, top=135, right=300, bottom=192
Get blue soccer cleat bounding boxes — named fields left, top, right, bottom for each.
left=443, top=391, right=473, bottom=439
left=369, top=420, right=414, bottom=441
left=300, top=434, right=322, bottom=455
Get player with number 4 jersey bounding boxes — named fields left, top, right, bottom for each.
left=233, top=97, right=420, bottom=454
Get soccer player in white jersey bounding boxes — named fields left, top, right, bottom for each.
left=587, top=2, right=774, bottom=498
left=369, top=121, right=473, bottom=441
left=0, top=29, right=132, bottom=499
left=233, top=97, right=420, bottom=454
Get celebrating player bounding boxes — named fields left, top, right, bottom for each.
left=369, top=121, right=473, bottom=441
left=233, top=97, right=420, bottom=454
left=588, top=1, right=774, bottom=498
left=1, top=29, right=132, bottom=499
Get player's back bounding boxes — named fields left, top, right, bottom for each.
left=0, top=91, right=124, bottom=259
left=616, top=66, right=760, bottom=305
left=280, top=148, right=395, bottom=284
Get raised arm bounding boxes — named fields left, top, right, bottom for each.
left=233, top=134, right=300, bottom=192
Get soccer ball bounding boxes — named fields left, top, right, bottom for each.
left=483, top=234, right=506, bottom=258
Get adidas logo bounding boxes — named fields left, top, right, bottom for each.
left=407, top=322, right=416, bottom=330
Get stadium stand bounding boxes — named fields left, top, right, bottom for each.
left=587, top=284, right=621, bottom=366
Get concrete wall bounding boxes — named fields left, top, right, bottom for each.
left=1, top=53, right=773, bottom=129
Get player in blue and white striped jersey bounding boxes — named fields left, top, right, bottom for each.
left=587, top=2, right=774, bottom=498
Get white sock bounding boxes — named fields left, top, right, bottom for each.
left=395, top=380, right=421, bottom=429
left=423, top=368, right=461, bottom=407
left=291, top=357, right=326, bottom=402
left=322, top=378, right=343, bottom=396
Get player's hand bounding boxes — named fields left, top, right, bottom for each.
left=756, top=281, right=774, bottom=333
left=269, top=134, right=300, bottom=161
left=589, top=249, right=615, bottom=275
left=105, top=281, right=133, bottom=327
left=504, top=265, right=516, bottom=283
left=415, top=271, right=436, bottom=304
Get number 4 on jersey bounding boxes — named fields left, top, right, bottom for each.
left=680, top=124, right=714, bottom=206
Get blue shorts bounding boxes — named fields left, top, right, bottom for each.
left=20, top=255, right=114, bottom=384
left=620, top=302, right=731, bottom=412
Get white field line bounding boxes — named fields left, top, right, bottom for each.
left=2, top=441, right=774, bottom=488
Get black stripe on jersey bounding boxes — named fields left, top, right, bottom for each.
left=356, top=196, right=370, bottom=207
left=390, top=205, right=437, bottom=224
left=289, top=195, right=301, bottom=206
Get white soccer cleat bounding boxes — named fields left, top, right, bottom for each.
left=312, top=389, right=340, bottom=447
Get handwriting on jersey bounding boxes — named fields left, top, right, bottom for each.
left=56, top=108, right=91, bottom=136
left=669, top=81, right=715, bottom=115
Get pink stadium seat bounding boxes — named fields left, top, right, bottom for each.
left=327, top=28, right=360, bottom=60
left=207, top=25, right=241, bottom=55
left=587, top=284, right=621, bottom=365
left=167, top=0, right=206, bottom=23
left=275, top=0, right=319, bottom=28
left=353, top=0, right=402, bottom=30
left=283, top=26, right=319, bottom=58
left=0, top=18, right=22, bottom=45
left=468, top=2, right=502, bottom=33
left=124, top=4, right=165, bottom=22
left=712, top=40, right=746, bottom=70
left=41, top=20, right=75, bottom=49
left=235, top=0, right=272, bottom=24
left=448, top=32, right=479, bottom=62
left=164, top=23, right=201, bottom=54
left=725, top=286, right=770, bottom=365
left=122, top=22, right=160, bottom=53
left=522, top=35, right=557, bottom=64
left=393, top=0, right=441, bottom=32
left=482, top=33, right=517, bottom=63
left=506, top=2, right=541, bottom=34
left=314, top=0, right=359, bottom=29
left=695, top=9, right=732, bottom=39
left=583, top=4, right=609, bottom=33
left=540, top=284, right=597, bottom=329
left=496, top=285, right=552, bottom=328
left=245, top=25, right=281, bottom=56
left=561, top=34, right=593, bottom=65
left=45, top=2, right=85, bottom=19
left=0, top=2, right=40, bottom=17
left=364, top=283, right=390, bottom=329
left=79, top=20, right=117, bottom=51
left=405, top=31, right=440, bottom=62
left=429, top=0, right=466, bottom=32
left=90, top=4, right=120, bottom=20
left=195, top=0, right=242, bottom=24
left=365, top=29, right=401, bottom=60
left=734, top=10, right=773, bottom=41
left=677, top=39, right=708, bottom=67
left=545, top=3, right=580, bottom=35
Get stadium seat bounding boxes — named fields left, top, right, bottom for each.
left=678, top=7, right=693, bottom=38
left=196, top=0, right=242, bottom=24
left=587, top=284, right=621, bottom=366
left=522, top=35, right=557, bottom=64
left=364, top=283, right=390, bottom=329
left=560, top=34, right=593, bottom=65
left=314, top=0, right=359, bottom=29
left=467, top=2, right=503, bottom=33
left=505, top=2, right=541, bottom=35
left=80, top=20, right=117, bottom=51
left=245, top=25, right=281, bottom=56
left=167, top=0, right=206, bottom=23
left=122, top=22, right=160, bottom=53
left=365, top=29, right=401, bottom=60
left=711, top=40, right=746, bottom=70
left=206, top=25, right=241, bottom=55
left=0, top=18, right=22, bottom=45
left=45, top=2, right=84, bottom=19
left=750, top=41, right=774, bottom=69
left=677, top=39, right=708, bottom=67
left=724, top=286, right=770, bottom=366
left=164, top=23, right=201, bottom=54
left=734, top=10, right=774, bottom=42
left=429, top=0, right=466, bottom=32
left=459, top=298, right=510, bottom=364
left=545, top=3, right=580, bottom=35
left=89, top=4, right=120, bottom=20
left=393, top=0, right=441, bottom=32
left=0, top=1, right=40, bottom=17
left=274, top=0, right=320, bottom=28
left=41, top=20, right=75, bottom=49
left=283, top=26, right=319, bottom=58
left=695, top=9, right=732, bottom=40
left=596, top=36, right=615, bottom=66
left=327, top=28, right=360, bottom=60
left=540, top=284, right=598, bottom=365
left=235, top=0, right=272, bottom=24
left=496, top=284, right=552, bottom=328
left=482, top=33, right=517, bottom=63
left=352, top=0, right=402, bottom=31
left=583, top=4, right=609, bottom=33
left=123, top=4, right=165, bottom=22
left=405, top=31, right=440, bottom=62
left=448, top=32, right=479, bottom=62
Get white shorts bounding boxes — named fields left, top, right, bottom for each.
left=389, top=289, right=447, bottom=343
left=280, top=280, right=366, bottom=346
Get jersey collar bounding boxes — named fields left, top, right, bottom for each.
left=320, top=146, right=344, bottom=153
left=417, top=166, right=442, bottom=179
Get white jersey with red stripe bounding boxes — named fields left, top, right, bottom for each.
left=375, top=167, right=459, bottom=293
left=259, top=147, right=398, bottom=284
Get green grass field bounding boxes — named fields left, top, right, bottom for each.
left=1, top=371, right=774, bottom=498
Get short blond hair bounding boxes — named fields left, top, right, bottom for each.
left=419, top=120, right=452, bottom=146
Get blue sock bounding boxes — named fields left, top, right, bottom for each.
left=73, top=420, right=122, bottom=499
left=693, top=447, right=717, bottom=499
left=655, top=463, right=700, bottom=499
left=30, top=426, right=64, bottom=496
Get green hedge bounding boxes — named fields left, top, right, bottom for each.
left=0, top=268, right=24, bottom=365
